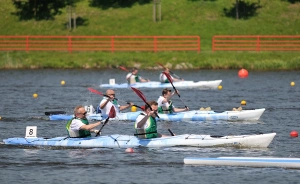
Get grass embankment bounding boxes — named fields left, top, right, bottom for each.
left=0, top=0, right=299, bottom=70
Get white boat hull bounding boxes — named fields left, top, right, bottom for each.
left=184, top=157, right=300, bottom=168
left=100, top=80, right=222, bottom=89
left=49, top=108, right=265, bottom=121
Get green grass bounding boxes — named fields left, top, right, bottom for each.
left=0, top=0, right=299, bottom=70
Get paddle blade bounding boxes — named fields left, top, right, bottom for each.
left=119, top=66, right=130, bottom=72
left=156, top=62, right=166, bottom=69
left=109, top=106, right=116, bottom=118
left=88, top=87, right=104, bottom=96
left=163, top=72, right=173, bottom=83
left=131, top=87, right=147, bottom=104
left=45, top=111, right=66, bottom=116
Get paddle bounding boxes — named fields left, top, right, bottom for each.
left=95, top=105, right=116, bottom=137
left=45, top=111, right=66, bottom=116
left=119, top=66, right=130, bottom=72
left=88, top=87, right=143, bottom=110
left=163, top=72, right=188, bottom=109
left=131, top=87, right=160, bottom=118
left=131, top=87, right=175, bottom=136
left=157, top=62, right=183, bottom=80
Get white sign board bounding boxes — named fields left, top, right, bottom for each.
left=25, top=126, right=37, bottom=138
left=109, top=79, right=115, bottom=85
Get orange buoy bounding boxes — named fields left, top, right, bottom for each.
left=238, top=69, right=249, bottom=78
left=125, top=148, right=134, bottom=153
left=290, top=131, right=298, bottom=137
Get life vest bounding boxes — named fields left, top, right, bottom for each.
left=134, top=113, right=158, bottom=139
left=159, top=73, right=169, bottom=83
left=66, top=118, right=91, bottom=138
left=127, top=74, right=140, bottom=84
left=158, top=100, right=174, bottom=114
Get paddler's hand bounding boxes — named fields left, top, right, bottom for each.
left=185, top=107, right=189, bottom=111
left=93, top=130, right=100, bottom=134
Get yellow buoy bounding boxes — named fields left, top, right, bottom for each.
left=61, top=80, right=66, bottom=85
left=241, top=100, right=246, bottom=105
left=290, top=81, right=295, bottom=86
left=33, top=93, right=38, bottom=98
left=0, top=116, right=2, bottom=120
left=218, top=85, right=223, bottom=90
left=131, top=105, right=137, bottom=112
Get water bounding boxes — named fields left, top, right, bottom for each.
left=0, top=69, right=299, bottom=184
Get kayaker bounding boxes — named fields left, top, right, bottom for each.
left=126, top=67, right=150, bottom=84
left=157, top=88, right=189, bottom=114
left=159, top=68, right=183, bottom=83
left=100, top=89, right=134, bottom=118
left=134, top=101, right=167, bottom=138
left=66, top=105, right=101, bottom=138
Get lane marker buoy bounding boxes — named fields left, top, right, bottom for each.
left=240, top=100, right=246, bottom=105
left=125, top=148, right=134, bottom=153
left=218, top=85, right=222, bottom=90
left=61, top=80, right=65, bottom=85
left=33, top=93, right=38, bottom=98
left=290, top=81, right=295, bottom=87
left=238, top=68, right=249, bottom=78
left=290, top=131, right=298, bottom=137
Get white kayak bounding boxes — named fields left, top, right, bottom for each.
left=100, top=80, right=222, bottom=89
left=3, top=133, right=276, bottom=148
left=184, top=157, right=300, bottom=169
left=49, top=108, right=265, bottom=121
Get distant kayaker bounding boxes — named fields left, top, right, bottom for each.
left=126, top=67, right=150, bottom=84
left=159, top=68, right=183, bottom=83
left=66, top=105, right=101, bottom=138
left=100, top=89, right=134, bottom=118
left=157, top=88, right=189, bottom=114
left=134, top=101, right=168, bottom=138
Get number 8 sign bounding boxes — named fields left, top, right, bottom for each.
left=25, top=126, right=37, bottom=138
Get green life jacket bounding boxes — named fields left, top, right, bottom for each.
left=134, top=113, right=158, bottom=139
left=66, top=118, right=91, bottom=138
left=135, top=75, right=140, bottom=82
left=158, top=101, right=174, bottom=114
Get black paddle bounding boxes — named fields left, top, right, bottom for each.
left=45, top=111, right=66, bottom=116
left=163, top=72, right=188, bottom=109
left=157, top=62, right=183, bottom=80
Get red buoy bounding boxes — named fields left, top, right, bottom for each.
left=290, top=131, right=298, bottom=137
left=238, top=69, right=249, bottom=78
left=125, top=148, right=134, bottom=153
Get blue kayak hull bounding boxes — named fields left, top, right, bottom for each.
left=49, top=109, right=265, bottom=121
left=3, top=133, right=276, bottom=148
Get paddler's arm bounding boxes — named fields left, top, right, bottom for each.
left=136, top=111, right=155, bottom=128
left=80, top=121, right=102, bottom=131
left=100, top=98, right=111, bottom=109
left=120, top=102, right=134, bottom=111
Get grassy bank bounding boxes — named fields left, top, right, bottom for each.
left=0, top=0, right=299, bottom=70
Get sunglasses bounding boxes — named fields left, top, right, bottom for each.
left=79, top=111, right=87, bottom=115
left=108, top=94, right=115, bottom=96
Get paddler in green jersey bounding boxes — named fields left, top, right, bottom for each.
left=159, top=67, right=183, bottom=83
left=157, top=88, right=189, bottom=114
left=134, top=101, right=167, bottom=139
left=126, top=67, right=150, bottom=85
left=66, top=105, right=102, bottom=138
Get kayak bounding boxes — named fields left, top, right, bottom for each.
left=3, top=133, right=276, bottom=148
left=49, top=108, right=265, bottom=121
left=99, top=80, right=222, bottom=89
left=184, top=157, right=300, bottom=168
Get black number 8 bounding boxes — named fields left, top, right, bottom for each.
left=29, top=129, right=34, bottom=135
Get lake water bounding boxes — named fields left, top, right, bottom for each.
left=0, top=69, right=299, bottom=184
